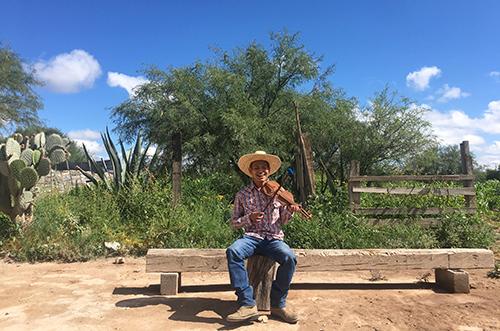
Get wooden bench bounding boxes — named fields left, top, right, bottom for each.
left=146, top=248, right=494, bottom=310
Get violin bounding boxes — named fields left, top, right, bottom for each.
left=261, top=180, right=312, bottom=220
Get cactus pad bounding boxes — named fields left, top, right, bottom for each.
left=9, top=159, right=26, bottom=180
left=49, top=149, right=67, bottom=165
left=32, top=150, right=42, bottom=165
left=5, top=138, right=21, bottom=158
left=20, top=148, right=34, bottom=166
left=7, top=176, right=21, bottom=196
left=34, top=132, right=46, bottom=149
left=13, top=133, right=23, bottom=143
left=0, top=160, right=10, bottom=176
left=46, top=134, right=64, bottom=151
left=19, top=167, right=39, bottom=189
left=0, top=144, right=6, bottom=160
left=36, top=157, right=51, bottom=176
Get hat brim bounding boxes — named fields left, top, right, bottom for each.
left=238, top=152, right=281, bottom=177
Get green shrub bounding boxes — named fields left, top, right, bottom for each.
left=434, top=212, right=495, bottom=248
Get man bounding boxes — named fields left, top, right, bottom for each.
left=226, top=151, right=300, bottom=323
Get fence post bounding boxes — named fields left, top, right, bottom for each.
left=460, top=141, right=476, bottom=209
left=348, top=160, right=361, bottom=211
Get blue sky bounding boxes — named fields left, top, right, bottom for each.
left=1, top=0, right=499, bottom=167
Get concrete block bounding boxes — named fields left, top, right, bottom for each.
left=160, top=272, right=180, bottom=295
left=435, top=268, right=469, bottom=293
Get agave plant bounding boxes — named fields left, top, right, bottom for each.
left=77, top=128, right=158, bottom=191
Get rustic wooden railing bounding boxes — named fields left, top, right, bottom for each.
left=348, top=141, right=476, bottom=222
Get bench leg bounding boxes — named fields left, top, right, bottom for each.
left=435, top=269, right=469, bottom=293
left=160, top=272, right=181, bottom=295
left=247, top=255, right=276, bottom=311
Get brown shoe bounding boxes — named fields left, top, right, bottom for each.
left=226, top=305, right=259, bottom=322
left=271, top=307, right=299, bottom=324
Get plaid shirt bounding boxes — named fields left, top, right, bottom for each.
left=231, top=182, right=293, bottom=240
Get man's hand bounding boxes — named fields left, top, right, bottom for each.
left=287, top=204, right=301, bottom=213
left=249, top=212, right=264, bottom=223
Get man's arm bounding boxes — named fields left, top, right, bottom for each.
left=230, top=192, right=251, bottom=229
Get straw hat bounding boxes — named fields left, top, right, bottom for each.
left=237, top=151, right=281, bottom=177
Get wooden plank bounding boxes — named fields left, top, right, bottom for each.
left=353, top=207, right=476, bottom=215
left=352, top=187, right=476, bottom=196
left=146, top=248, right=494, bottom=272
left=349, top=175, right=475, bottom=182
left=365, top=218, right=440, bottom=226
left=147, top=248, right=229, bottom=272
left=447, top=248, right=495, bottom=269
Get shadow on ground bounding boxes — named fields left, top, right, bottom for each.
left=113, top=282, right=435, bottom=297
left=115, top=296, right=251, bottom=330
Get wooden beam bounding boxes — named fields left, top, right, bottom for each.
left=352, top=187, right=476, bottom=196
left=460, top=141, right=477, bottom=209
left=353, top=207, right=476, bottom=215
left=146, top=248, right=494, bottom=272
left=349, top=175, right=475, bottom=182
left=365, top=218, right=440, bottom=226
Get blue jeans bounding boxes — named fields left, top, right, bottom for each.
left=226, top=235, right=297, bottom=308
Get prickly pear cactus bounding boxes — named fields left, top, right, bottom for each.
left=0, top=132, right=70, bottom=226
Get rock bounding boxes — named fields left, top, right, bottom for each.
left=257, top=315, right=268, bottom=323
left=114, top=257, right=125, bottom=264
left=105, top=241, right=121, bottom=251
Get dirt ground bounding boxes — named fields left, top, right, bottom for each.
left=0, top=257, right=499, bottom=331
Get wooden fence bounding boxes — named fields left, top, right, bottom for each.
left=348, top=141, right=476, bottom=222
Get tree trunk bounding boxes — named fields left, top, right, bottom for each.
left=172, top=132, right=182, bottom=206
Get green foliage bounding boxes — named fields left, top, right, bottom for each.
left=476, top=180, right=500, bottom=212
left=0, top=46, right=42, bottom=129
left=434, top=212, right=494, bottom=248
left=0, top=176, right=496, bottom=262
left=404, top=144, right=464, bottom=175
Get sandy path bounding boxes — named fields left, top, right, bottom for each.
left=0, top=257, right=499, bottom=331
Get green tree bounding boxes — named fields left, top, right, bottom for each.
left=111, top=32, right=337, bottom=184
left=0, top=46, right=42, bottom=130
left=350, top=88, right=434, bottom=175
left=111, top=32, right=435, bottom=195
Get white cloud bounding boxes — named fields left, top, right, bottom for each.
left=436, top=84, right=470, bottom=103
left=67, top=129, right=103, bottom=157
left=477, top=141, right=500, bottom=169
left=406, top=66, right=441, bottom=91
left=33, top=50, right=101, bottom=93
left=67, top=129, right=101, bottom=141
left=424, top=101, right=500, bottom=167
left=107, top=72, right=148, bottom=97
left=490, top=71, right=500, bottom=82
left=481, top=100, right=500, bottom=134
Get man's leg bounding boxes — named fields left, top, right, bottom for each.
left=226, top=235, right=260, bottom=307
left=258, top=239, right=296, bottom=308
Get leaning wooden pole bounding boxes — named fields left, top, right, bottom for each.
left=294, top=102, right=315, bottom=204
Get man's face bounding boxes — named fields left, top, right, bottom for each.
left=249, top=160, right=270, bottom=185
